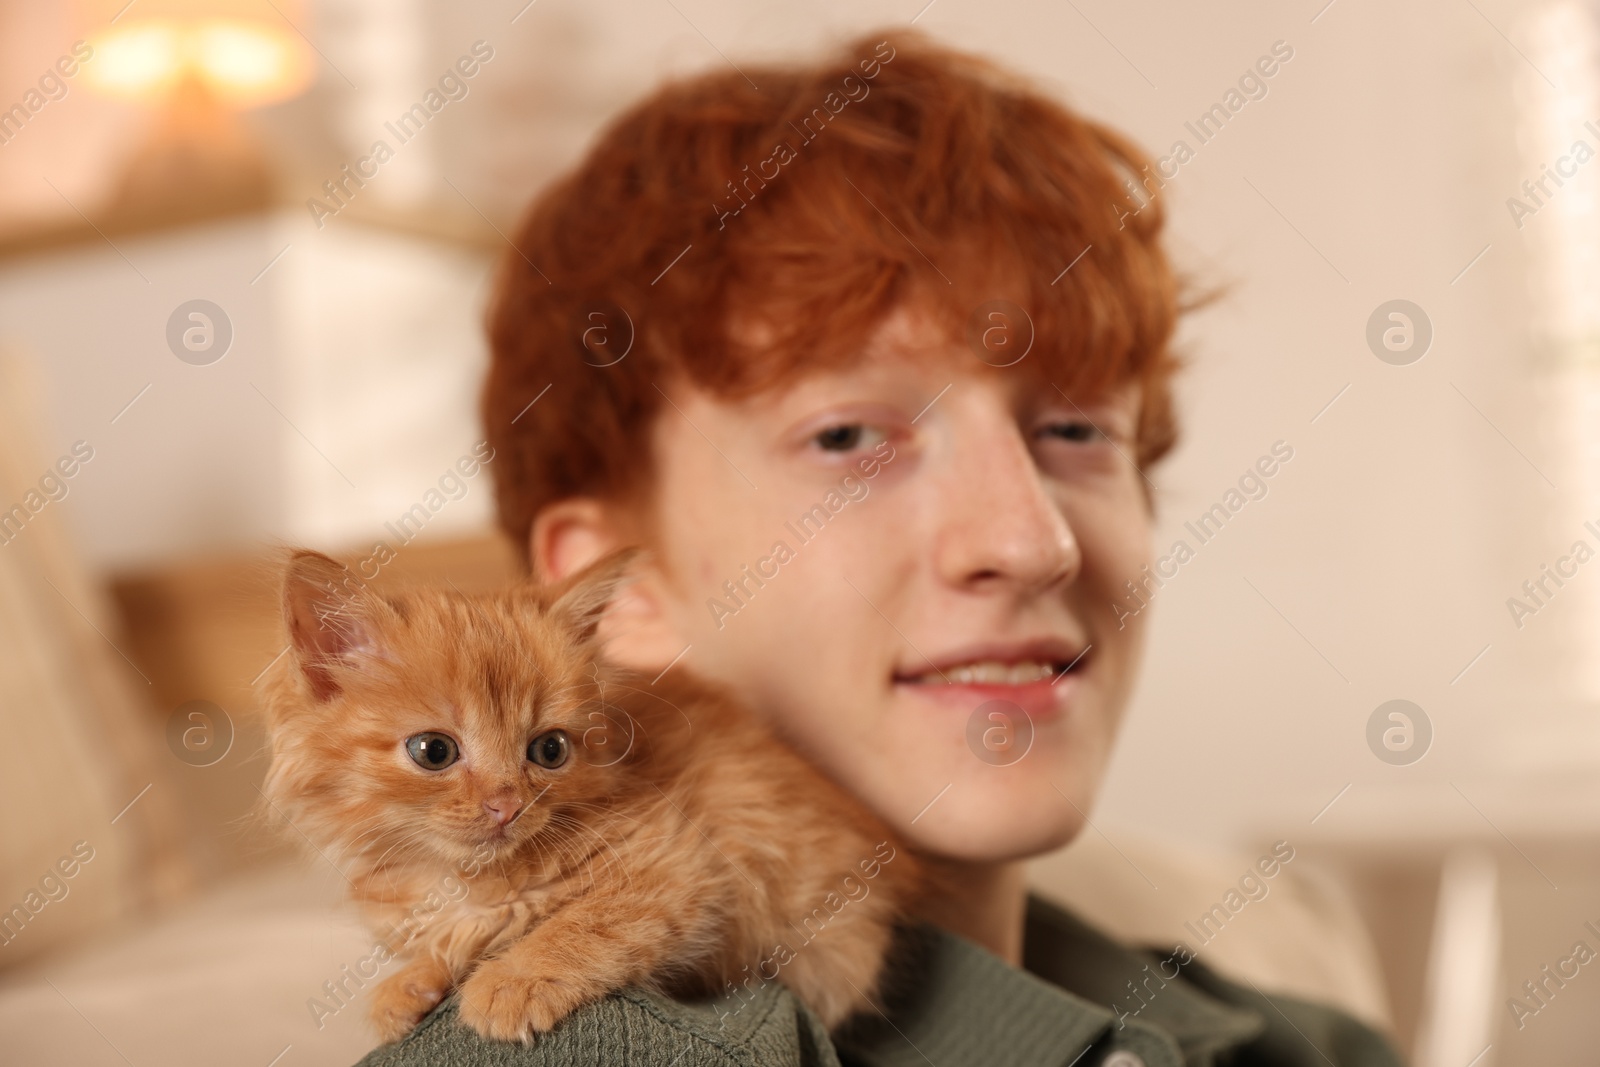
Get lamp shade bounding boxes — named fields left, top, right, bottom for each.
left=76, top=0, right=315, bottom=108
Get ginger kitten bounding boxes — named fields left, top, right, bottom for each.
left=259, top=548, right=920, bottom=1044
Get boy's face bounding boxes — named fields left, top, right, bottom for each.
left=565, top=305, right=1153, bottom=863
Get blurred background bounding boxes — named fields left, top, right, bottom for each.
left=0, top=0, right=1594, bottom=1062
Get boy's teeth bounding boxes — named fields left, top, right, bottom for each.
left=909, top=660, right=1059, bottom=685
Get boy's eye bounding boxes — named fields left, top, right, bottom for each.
left=406, top=732, right=459, bottom=771
left=528, top=729, right=571, bottom=769
left=1038, top=420, right=1105, bottom=444
left=813, top=424, right=865, bottom=451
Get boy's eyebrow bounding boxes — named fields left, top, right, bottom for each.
left=1045, top=379, right=1142, bottom=407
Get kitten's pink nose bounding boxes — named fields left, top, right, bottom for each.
left=483, top=796, right=522, bottom=827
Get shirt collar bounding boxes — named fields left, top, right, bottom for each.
left=833, top=895, right=1263, bottom=1067
left=1023, top=894, right=1265, bottom=1062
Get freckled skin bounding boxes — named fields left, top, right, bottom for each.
left=587, top=307, right=1154, bottom=866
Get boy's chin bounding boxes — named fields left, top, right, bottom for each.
left=893, top=776, right=1092, bottom=864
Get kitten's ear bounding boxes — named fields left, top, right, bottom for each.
left=282, top=550, right=385, bottom=701
left=547, top=546, right=644, bottom=643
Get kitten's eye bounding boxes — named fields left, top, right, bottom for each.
left=405, top=732, right=459, bottom=771
left=527, top=729, right=570, bottom=770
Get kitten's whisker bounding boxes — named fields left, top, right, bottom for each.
left=356, top=819, right=419, bottom=857
left=346, top=818, right=405, bottom=853
left=504, top=783, right=552, bottom=831
left=586, top=679, right=696, bottom=730
left=554, top=803, right=649, bottom=861
left=369, top=826, right=441, bottom=878
left=527, top=823, right=588, bottom=889
left=343, top=809, right=418, bottom=846
left=540, top=812, right=635, bottom=891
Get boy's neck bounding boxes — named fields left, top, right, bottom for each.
left=919, top=859, right=1029, bottom=966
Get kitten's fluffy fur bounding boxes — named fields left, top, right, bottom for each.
left=260, top=548, right=920, bottom=1044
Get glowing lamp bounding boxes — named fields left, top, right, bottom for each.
left=80, top=1, right=314, bottom=108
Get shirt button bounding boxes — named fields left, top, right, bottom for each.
left=1102, top=1053, right=1146, bottom=1067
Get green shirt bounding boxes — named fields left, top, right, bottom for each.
left=355, top=895, right=1405, bottom=1067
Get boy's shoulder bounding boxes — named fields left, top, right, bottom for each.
left=355, top=981, right=837, bottom=1067
left=354, top=904, right=1405, bottom=1067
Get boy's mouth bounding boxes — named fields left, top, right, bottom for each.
left=892, top=640, right=1091, bottom=718
left=896, top=659, right=1070, bottom=685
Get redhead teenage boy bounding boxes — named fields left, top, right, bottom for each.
left=359, top=31, right=1404, bottom=1067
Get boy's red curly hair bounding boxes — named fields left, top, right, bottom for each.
left=483, top=30, right=1181, bottom=564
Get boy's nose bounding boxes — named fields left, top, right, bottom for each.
left=933, top=412, right=1079, bottom=593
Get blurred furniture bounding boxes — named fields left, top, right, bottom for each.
left=0, top=206, right=501, bottom=574
left=0, top=354, right=192, bottom=969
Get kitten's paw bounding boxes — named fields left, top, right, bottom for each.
left=370, top=963, right=451, bottom=1044
left=457, top=957, right=590, bottom=1043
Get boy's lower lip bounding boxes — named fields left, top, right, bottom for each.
left=893, top=674, right=1077, bottom=720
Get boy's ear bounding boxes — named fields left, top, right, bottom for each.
left=547, top=547, right=644, bottom=643
left=530, top=498, right=617, bottom=585
left=282, top=551, right=385, bottom=701
left=531, top=500, right=688, bottom=670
